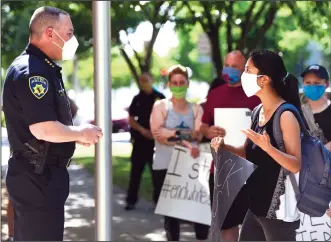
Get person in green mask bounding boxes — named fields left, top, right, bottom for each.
left=150, top=65, right=209, bottom=241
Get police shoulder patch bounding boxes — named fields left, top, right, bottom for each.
left=29, top=76, right=49, bottom=99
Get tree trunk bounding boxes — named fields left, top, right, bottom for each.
left=207, top=29, right=223, bottom=77
left=255, top=3, right=278, bottom=47
left=226, top=2, right=234, bottom=53
left=119, top=47, right=140, bottom=85
left=142, top=26, right=159, bottom=74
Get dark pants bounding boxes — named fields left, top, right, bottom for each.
left=6, top=157, right=69, bottom=241
left=154, top=169, right=209, bottom=241
left=126, top=143, right=157, bottom=205
left=239, top=210, right=300, bottom=241
left=209, top=173, right=214, bottom=207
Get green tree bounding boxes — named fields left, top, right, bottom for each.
left=174, top=1, right=330, bottom=77
left=1, top=1, right=94, bottom=68
left=1, top=1, right=181, bottom=87
left=112, top=1, right=181, bottom=85
left=171, top=25, right=213, bottom=82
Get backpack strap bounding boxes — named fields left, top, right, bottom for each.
left=301, top=103, right=318, bottom=132
left=272, top=103, right=309, bottom=195
left=272, top=103, right=309, bottom=153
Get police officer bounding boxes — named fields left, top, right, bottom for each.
left=125, top=73, right=165, bottom=210
left=2, top=6, right=103, bottom=241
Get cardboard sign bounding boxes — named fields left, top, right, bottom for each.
left=210, top=148, right=255, bottom=241
left=154, top=146, right=213, bottom=225
left=296, top=213, right=331, bottom=241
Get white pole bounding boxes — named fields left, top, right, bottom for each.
left=0, top=3, right=3, bottom=183
left=92, top=1, right=112, bottom=241
left=73, top=55, right=79, bottom=101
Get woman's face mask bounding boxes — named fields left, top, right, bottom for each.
left=170, top=86, right=188, bottom=99
left=169, top=74, right=188, bottom=99
left=241, top=72, right=264, bottom=97
left=303, top=84, right=326, bottom=101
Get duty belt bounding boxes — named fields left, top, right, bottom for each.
left=12, top=151, right=72, bottom=168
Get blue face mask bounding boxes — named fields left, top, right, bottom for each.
left=303, top=85, right=326, bottom=101
left=222, top=66, right=242, bottom=85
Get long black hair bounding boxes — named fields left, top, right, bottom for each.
left=249, top=49, right=308, bottom=127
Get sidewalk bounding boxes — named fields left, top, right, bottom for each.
left=2, top=163, right=197, bottom=241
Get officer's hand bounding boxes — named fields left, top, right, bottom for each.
left=78, top=124, right=103, bottom=144
left=77, top=141, right=91, bottom=147
left=207, top=126, right=226, bottom=140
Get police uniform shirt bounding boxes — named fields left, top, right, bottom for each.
left=3, top=43, right=75, bottom=158
left=129, top=89, right=165, bottom=144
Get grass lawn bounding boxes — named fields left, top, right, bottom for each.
left=72, top=142, right=154, bottom=201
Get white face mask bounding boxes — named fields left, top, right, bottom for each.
left=52, top=30, right=79, bottom=61
left=241, top=72, right=263, bottom=97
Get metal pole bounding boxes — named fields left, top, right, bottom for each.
left=0, top=5, right=2, bottom=188
left=73, top=55, right=79, bottom=102
left=92, top=1, right=112, bottom=241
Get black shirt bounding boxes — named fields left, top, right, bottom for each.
left=245, top=106, right=283, bottom=218
left=2, top=43, right=75, bottom=158
left=314, top=104, right=331, bottom=143
left=129, top=89, right=165, bottom=144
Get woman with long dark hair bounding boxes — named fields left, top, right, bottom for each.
left=211, top=49, right=304, bottom=240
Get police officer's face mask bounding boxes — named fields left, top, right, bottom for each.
left=52, top=30, right=79, bottom=61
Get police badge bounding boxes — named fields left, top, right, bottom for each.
left=29, top=76, right=49, bottom=99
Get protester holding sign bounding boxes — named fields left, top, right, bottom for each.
left=150, top=64, right=209, bottom=241
left=200, top=50, right=260, bottom=241
left=213, top=49, right=305, bottom=240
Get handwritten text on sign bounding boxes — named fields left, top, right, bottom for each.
left=210, top=148, right=255, bottom=241
left=154, top=146, right=212, bottom=225
left=296, top=213, right=331, bottom=241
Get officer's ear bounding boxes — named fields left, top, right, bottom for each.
left=45, top=27, right=53, bottom=39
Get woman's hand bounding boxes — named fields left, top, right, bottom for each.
left=327, top=206, right=331, bottom=218
left=190, top=147, right=200, bottom=159
left=211, top=136, right=224, bottom=153
left=181, top=140, right=200, bottom=158
left=241, top=129, right=273, bottom=153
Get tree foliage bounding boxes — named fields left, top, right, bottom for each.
left=1, top=1, right=330, bottom=89
left=111, top=1, right=181, bottom=85
left=174, top=1, right=331, bottom=76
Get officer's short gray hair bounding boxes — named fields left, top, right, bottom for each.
left=29, top=6, right=69, bottom=38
